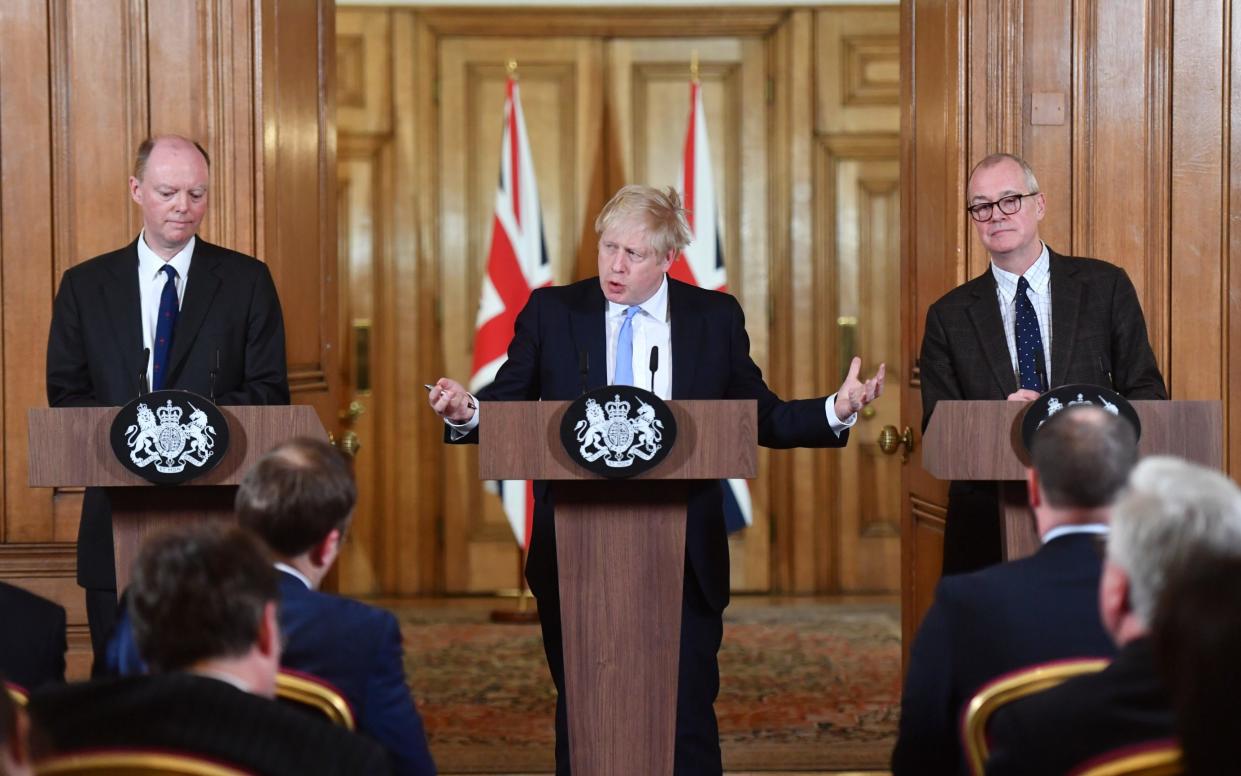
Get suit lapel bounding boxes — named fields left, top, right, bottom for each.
left=965, top=271, right=1018, bottom=395
left=568, top=282, right=607, bottom=393
left=668, top=279, right=701, bottom=398
left=1048, top=252, right=1083, bottom=388
left=166, top=240, right=222, bottom=381
left=102, top=241, right=144, bottom=383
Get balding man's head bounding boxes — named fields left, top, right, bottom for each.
left=1029, top=406, right=1138, bottom=511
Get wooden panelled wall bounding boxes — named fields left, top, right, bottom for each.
left=336, top=6, right=901, bottom=596
left=0, top=0, right=338, bottom=678
left=903, top=0, right=1241, bottom=655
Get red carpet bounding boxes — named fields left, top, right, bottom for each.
left=395, top=598, right=899, bottom=773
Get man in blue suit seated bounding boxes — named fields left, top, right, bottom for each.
left=108, top=438, right=436, bottom=776
left=891, top=405, right=1137, bottom=775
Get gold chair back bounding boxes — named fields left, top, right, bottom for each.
left=274, top=669, right=355, bottom=730
left=963, top=657, right=1110, bottom=776
left=36, top=750, right=252, bottom=776
left=1073, top=742, right=1183, bottom=776
left=5, top=680, right=28, bottom=707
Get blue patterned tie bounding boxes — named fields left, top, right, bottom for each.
left=152, top=264, right=179, bottom=390
left=613, top=306, right=640, bottom=386
left=1014, top=276, right=1045, bottom=392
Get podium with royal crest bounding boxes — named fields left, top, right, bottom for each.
left=29, top=400, right=325, bottom=592
left=481, top=394, right=756, bottom=776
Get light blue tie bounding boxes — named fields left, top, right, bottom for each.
left=613, top=306, right=640, bottom=386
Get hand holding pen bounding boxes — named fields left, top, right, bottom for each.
left=425, top=378, right=476, bottom=423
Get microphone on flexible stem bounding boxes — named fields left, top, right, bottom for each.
left=649, top=346, right=659, bottom=393
left=137, top=347, right=150, bottom=398
left=578, top=350, right=590, bottom=396
left=209, top=348, right=220, bottom=403
left=1035, top=356, right=1047, bottom=393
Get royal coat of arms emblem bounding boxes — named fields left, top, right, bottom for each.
left=560, top=386, right=677, bottom=478
left=110, top=390, right=230, bottom=484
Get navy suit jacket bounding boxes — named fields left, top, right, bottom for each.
left=0, top=581, right=66, bottom=691
left=29, top=672, right=390, bottom=776
left=276, top=571, right=436, bottom=776
left=46, top=237, right=290, bottom=588
left=453, top=277, right=847, bottom=612
left=892, top=533, right=1118, bottom=776
left=105, top=572, right=434, bottom=776
left=984, top=637, right=1173, bottom=776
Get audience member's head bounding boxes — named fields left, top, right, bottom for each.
left=0, top=679, right=32, bottom=776
left=1153, top=552, right=1241, bottom=776
left=1101, top=456, right=1241, bottom=645
left=1026, top=405, right=1138, bottom=533
left=129, top=524, right=281, bottom=696
left=235, top=437, right=356, bottom=586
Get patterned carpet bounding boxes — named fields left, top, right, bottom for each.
left=395, top=597, right=900, bottom=773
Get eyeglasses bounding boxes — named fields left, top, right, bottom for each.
left=966, top=192, right=1039, bottom=222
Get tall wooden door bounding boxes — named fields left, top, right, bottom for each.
left=438, top=37, right=605, bottom=592
left=604, top=37, right=771, bottom=589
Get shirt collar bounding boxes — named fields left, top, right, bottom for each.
left=274, top=561, right=313, bottom=589
left=607, top=274, right=669, bottom=323
left=188, top=668, right=252, bottom=694
left=137, top=230, right=195, bottom=280
left=990, top=242, right=1050, bottom=299
left=1041, top=522, right=1108, bottom=545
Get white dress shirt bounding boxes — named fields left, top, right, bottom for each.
left=1041, top=523, right=1108, bottom=545
left=137, top=231, right=194, bottom=388
left=991, top=242, right=1053, bottom=387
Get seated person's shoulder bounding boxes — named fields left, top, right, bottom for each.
left=0, top=581, right=65, bottom=621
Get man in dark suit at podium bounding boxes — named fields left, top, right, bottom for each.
left=428, top=185, right=885, bottom=775
left=892, top=405, right=1134, bottom=776
left=919, top=153, right=1166, bottom=574
left=45, top=135, right=290, bottom=671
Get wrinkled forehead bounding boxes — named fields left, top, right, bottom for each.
left=599, top=217, right=651, bottom=251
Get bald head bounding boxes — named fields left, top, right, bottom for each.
left=1030, top=406, right=1138, bottom=511
left=129, top=135, right=211, bottom=259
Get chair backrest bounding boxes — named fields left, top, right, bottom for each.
left=5, top=680, right=28, bottom=707
left=1070, top=740, right=1184, bottom=776
left=35, top=749, right=253, bottom=775
left=962, top=657, right=1110, bottom=776
left=274, top=669, right=355, bottom=730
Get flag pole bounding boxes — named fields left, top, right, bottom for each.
left=690, top=49, right=699, bottom=84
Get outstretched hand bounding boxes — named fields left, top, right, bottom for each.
left=834, top=357, right=885, bottom=421
left=427, top=377, right=476, bottom=424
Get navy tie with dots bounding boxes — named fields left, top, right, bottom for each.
left=1014, top=276, right=1045, bottom=392
left=152, top=264, right=179, bottom=391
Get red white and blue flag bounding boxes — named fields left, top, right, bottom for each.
left=470, top=76, right=552, bottom=549
left=674, top=80, right=753, bottom=532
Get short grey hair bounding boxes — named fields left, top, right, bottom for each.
left=968, top=153, right=1040, bottom=198
left=1108, top=456, right=1241, bottom=624
left=594, top=185, right=692, bottom=260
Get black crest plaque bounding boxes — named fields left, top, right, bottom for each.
left=109, top=390, right=230, bottom=485
left=559, top=386, right=677, bottom=479
left=1019, top=383, right=1141, bottom=458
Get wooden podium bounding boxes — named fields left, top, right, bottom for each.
left=922, top=400, right=1223, bottom=560
left=480, top=399, right=757, bottom=776
left=28, top=405, right=326, bottom=593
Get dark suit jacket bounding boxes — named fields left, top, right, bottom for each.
left=276, top=572, right=436, bottom=776
left=28, top=672, right=391, bottom=776
left=46, top=237, right=290, bottom=588
left=453, top=277, right=846, bottom=613
left=891, top=533, right=1117, bottom=776
left=0, top=581, right=66, bottom=691
left=103, top=573, right=435, bottom=776
left=919, top=250, right=1167, bottom=431
left=984, top=637, right=1174, bottom=776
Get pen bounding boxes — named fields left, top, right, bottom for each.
left=424, top=383, right=476, bottom=410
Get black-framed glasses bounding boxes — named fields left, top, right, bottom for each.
left=966, top=192, right=1039, bottom=222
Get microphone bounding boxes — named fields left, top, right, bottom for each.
left=137, top=347, right=150, bottom=398
left=1034, top=354, right=1047, bottom=393
left=209, top=347, right=220, bottom=403
left=649, top=346, right=659, bottom=392
left=578, top=350, right=590, bottom=396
